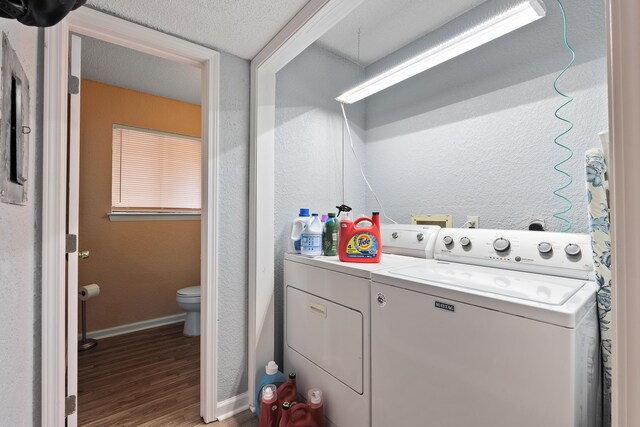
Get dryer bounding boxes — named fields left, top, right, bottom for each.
left=370, top=228, right=600, bottom=427
left=283, top=224, right=441, bottom=427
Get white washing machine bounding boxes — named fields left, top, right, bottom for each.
left=284, top=224, right=441, bottom=427
left=370, top=228, right=600, bottom=427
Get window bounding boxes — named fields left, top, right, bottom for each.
left=111, top=125, right=201, bottom=213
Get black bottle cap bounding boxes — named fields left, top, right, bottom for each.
left=289, top=372, right=296, bottom=379
left=282, top=402, right=290, bottom=410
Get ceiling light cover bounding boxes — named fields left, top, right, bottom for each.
left=336, top=0, right=546, bottom=104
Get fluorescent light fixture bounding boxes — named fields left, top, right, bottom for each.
left=336, top=0, right=546, bottom=104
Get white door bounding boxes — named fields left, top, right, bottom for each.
left=66, top=34, right=82, bottom=427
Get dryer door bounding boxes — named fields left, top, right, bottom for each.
left=286, top=286, right=364, bottom=393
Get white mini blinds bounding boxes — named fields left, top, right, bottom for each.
left=111, top=125, right=201, bottom=212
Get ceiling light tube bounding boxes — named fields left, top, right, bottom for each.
left=336, top=0, right=546, bottom=104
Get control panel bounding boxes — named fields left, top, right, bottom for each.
left=380, top=224, right=441, bottom=259
left=434, top=228, right=594, bottom=279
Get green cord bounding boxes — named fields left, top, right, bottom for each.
left=552, top=0, right=575, bottom=232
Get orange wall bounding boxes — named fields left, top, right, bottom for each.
left=79, top=80, right=201, bottom=332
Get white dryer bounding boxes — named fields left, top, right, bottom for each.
left=283, top=224, right=441, bottom=427
left=370, top=228, right=600, bottom=427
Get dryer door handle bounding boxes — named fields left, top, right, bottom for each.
left=309, top=302, right=327, bottom=318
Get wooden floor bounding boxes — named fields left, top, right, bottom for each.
left=78, top=323, right=257, bottom=426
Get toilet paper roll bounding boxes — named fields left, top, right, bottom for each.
left=79, top=284, right=100, bottom=301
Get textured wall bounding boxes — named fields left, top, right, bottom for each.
left=364, top=0, right=608, bottom=232
left=216, top=51, right=251, bottom=401
left=274, top=44, right=367, bottom=365
left=78, top=80, right=201, bottom=332
left=0, top=23, right=41, bottom=426
left=365, top=58, right=608, bottom=232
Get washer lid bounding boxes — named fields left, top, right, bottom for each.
left=388, top=261, right=585, bottom=306
left=177, top=286, right=200, bottom=297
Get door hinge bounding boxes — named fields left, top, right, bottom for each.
left=66, top=234, right=77, bottom=254
left=65, top=395, right=76, bottom=416
left=68, top=75, right=79, bottom=95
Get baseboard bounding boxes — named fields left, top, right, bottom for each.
left=216, top=392, right=250, bottom=421
left=78, top=313, right=186, bottom=340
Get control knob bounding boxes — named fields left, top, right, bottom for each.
left=391, top=232, right=398, bottom=239
left=442, top=236, right=453, bottom=246
left=565, top=243, right=581, bottom=257
left=537, top=242, right=553, bottom=255
left=417, top=233, right=424, bottom=242
left=460, top=237, right=471, bottom=247
left=493, top=237, right=511, bottom=252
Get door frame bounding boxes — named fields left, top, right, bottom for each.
left=41, top=8, right=220, bottom=425
left=247, top=0, right=364, bottom=407
left=607, top=1, right=640, bottom=426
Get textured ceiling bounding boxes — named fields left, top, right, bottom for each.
left=85, top=0, right=310, bottom=59
left=317, top=0, right=487, bottom=66
left=81, top=36, right=201, bottom=104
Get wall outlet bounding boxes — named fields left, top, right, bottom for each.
left=466, top=215, right=479, bottom=228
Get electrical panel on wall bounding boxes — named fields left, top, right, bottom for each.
left=0, top=33, right=30, bottom=205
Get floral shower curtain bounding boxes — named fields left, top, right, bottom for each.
left=585, top=148, right=612, bottom=427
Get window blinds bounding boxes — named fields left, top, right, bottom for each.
left=112, top=126, right=201, bottom=212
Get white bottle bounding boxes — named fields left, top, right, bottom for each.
left=289, top=208, right=311, bottom=254
left=301, top=214, right=323, bottom=257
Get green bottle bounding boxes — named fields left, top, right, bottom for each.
left=323, top=213, right=338, bottom=256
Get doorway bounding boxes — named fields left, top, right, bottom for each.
left=41, top=8, right=220, bottom=426
left=74, top=34, right=204, bottom=425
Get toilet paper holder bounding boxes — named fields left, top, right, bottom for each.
left=78, top=283, right=99, bottom=351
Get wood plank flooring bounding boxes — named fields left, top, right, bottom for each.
left=78, top=323, right=257, bottom=426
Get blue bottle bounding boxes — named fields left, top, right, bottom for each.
left=255, top=361, right=286, bottom=416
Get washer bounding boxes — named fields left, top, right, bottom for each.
left=283, top=224, right=441, bottom=427
left=370, top=228, right=600, bottom=427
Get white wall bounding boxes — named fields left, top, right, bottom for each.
left=363, top=0, right=607, bottom=232
left=274, top=44, right=366, bottom=364
left=365, top=58, right=608, bottom=231
left=217, top=51, right=251, bottom=400
left=0, top=23, right=41, bottom=426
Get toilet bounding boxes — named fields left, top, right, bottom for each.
left=176, top=286, right=200, bottom=336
